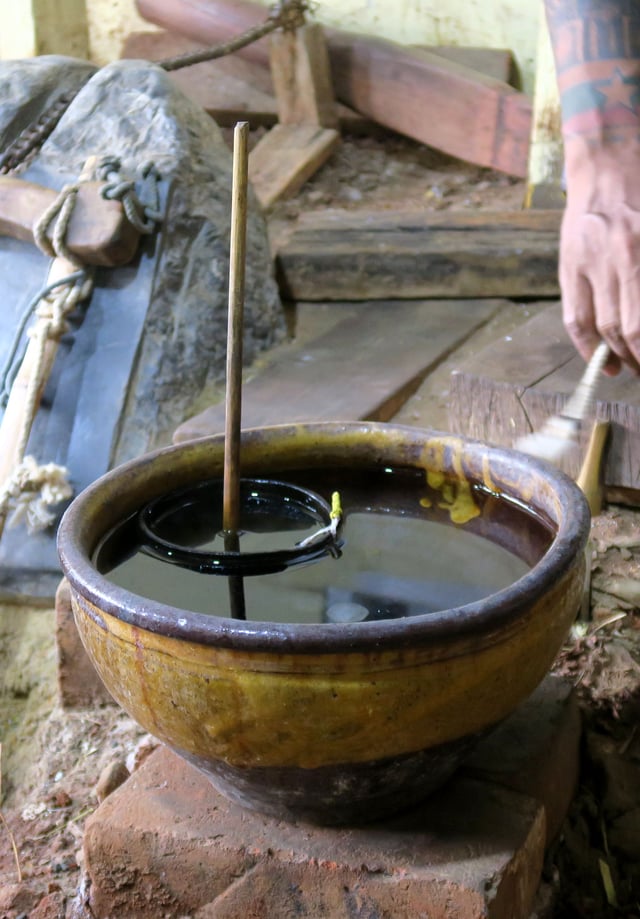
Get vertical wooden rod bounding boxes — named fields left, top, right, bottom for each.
left=223, top=121, right=250, bottom=537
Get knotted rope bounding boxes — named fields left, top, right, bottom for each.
left=0, top=271, right=92, bottom=532
left=33, top=183, right=83, bottom=264
left=96, top=157, right=162, bottom=234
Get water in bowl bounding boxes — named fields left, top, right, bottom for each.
left=95, top=465, right=552, bottom=623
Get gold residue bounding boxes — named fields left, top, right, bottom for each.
left=423, top=437, right=481, bottom=525
left=427, top=470, right=445, bottom=490
left=438, top=480, right=481, bottom=524
left=482, top=454, right=499, bottom=495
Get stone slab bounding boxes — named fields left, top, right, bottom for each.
left=80, top=675, right=579, bottom=918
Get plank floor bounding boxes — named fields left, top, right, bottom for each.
left=448, top=303, right=640, bottom=493
left=174, top=298, right=503, bottom=442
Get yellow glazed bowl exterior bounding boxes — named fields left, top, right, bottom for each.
left=58, top=423, right=589, bottom=823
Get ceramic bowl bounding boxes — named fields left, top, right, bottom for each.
left=57, top=422, right=589, bottom=824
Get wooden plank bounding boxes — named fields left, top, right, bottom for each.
left=248, top=124, right=340, bottom=209
left=173, top=298, right=503, bottom=442
left=448, top=303, right=640, bottom=492
left=121, top=31, right=278, bottom=125
left=274, top=209, right=561, bottom=301
left=121, top=31, right=368, bottom=132
left=420, top=47, right=519, bottom=87
left=247, top=22, right=340, bottom=209
left=328, top=32, right=531, bottom=177
left=137, top=0, right=532, bottom=176
left=269, top=24, right=338, bottom=128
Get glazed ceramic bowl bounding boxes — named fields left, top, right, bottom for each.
left=57, top=422, right=589, bottom=824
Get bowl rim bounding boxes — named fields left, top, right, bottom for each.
left=57, top=421, right=590, bottom=654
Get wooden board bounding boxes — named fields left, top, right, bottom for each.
left=121, top=31, right=368, bottom=132
left=416, top=46, right=519, bottom=86
left=327, top=32, right=531, bottom=177
left=274, top=209, right=561, bottom=301
left=448, top=303, right=640, bottom=493
left=121, top=31, right=278, bottom=124
left=249, top=124, right=340, bottom=209
left=269, top=24, right=338, bottom=129
left=174, top=298, right=504, bottom=442
left=136, top=0, right=532, bottom=176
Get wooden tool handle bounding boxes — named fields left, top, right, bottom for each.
left=0, top=176, right=140, bottom=267
left=576, top=419, right=610, bottom=516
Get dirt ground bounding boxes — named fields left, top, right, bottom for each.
left=1, top=132, right=640, bottom=918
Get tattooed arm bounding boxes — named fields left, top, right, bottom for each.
left=545, top=0, right=640, bottom=373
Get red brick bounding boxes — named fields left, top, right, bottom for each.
left=55, top=578, right=114, bottom=709
left=463, top=675, right=581, bottom=842
left=83, top=748, right=545, bottom=919
left=81, top=675, right=580, bottom=919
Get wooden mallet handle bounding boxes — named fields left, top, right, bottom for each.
left=0, top=176, right=140, bottom=267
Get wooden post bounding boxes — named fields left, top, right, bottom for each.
left=248, top=22, right=340, bottom=209
left=525, top=11, right=564, bottom=208
left=269, top=23, right=339, bottom=129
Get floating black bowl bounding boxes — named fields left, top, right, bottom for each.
left=138, top=477, right=341, bottom=575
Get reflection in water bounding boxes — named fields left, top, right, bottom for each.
left=96, top=466, right=549, bottom=624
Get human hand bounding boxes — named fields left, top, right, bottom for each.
left=559, top=150, right=640, bottom=376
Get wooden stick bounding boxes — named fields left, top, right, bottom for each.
left=577, top=419, right=610, bottom=517
left=223, top=121, right=249, bottom=536
left=223, top=123, right=249, bottom=621
left=576, top=419, right=610, bottom=622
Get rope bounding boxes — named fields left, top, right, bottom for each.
left=0, top=91, right=79, bottom=176
left=0, top=270, right=93, bottom=531
left=96, top=156, right=162, bottom=234
left=159, top=0, right=310, bottom=72
left=0, top=270, right=86, bottom=407
left=0, top=456, right=73, bottom=532
left=33, top=183, right=82, bottom=264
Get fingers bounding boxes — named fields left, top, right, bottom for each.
left=614, top=211, right=640, bottom=373
left=560, top=210, right=637, bottom=375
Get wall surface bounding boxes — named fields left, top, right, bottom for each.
left=85, top=0, right=157, bottom=65
left=0, top=0, right=89, bottom=60
left=84, top=0, right=541, bottom=96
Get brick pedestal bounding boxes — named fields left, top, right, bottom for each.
left=81, top=675, right=580, bottom=918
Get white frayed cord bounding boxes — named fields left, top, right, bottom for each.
left=0, top=455, right=73, bottom=532
left=296, top=491, right=342, bottom=549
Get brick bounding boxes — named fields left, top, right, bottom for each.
left=83, top=749, right=545, bottom=919
left=80, top=675, right=580, bottom=919
left=463, top=675, right=581, bottom=843
left=55, top=578, right=114, bottom=709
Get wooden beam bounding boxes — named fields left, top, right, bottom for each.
left=274, top=209, right=561, bottom=301
left=269, top=23, right=338, bottom=128
left=247, top=22, right=340, bottom=209
left=173, top=298, right=503, bottom=443
left=328, top=32, right=531, bottom=177
left=419, top=47, right=520, bottom=87
left=121, top=31, right=370, bottom=131
left=525, top=16, right=564, bottom=208
left=136, top=0, right=532, bottom=176
left=447, top=303, right=640, bottom=495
